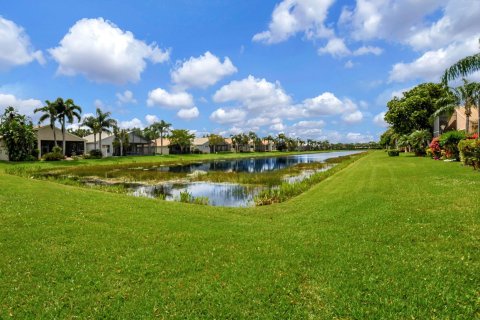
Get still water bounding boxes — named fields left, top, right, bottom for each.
left=126, top=151, right=361, bottom=207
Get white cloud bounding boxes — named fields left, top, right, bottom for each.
left=342, top=110, right=363, bottom=123
left=270, top=122, right=286, bottom=132
left=0, top=17, right=44, bottom=71
left=210, top=108, right=246, bottom=124
left=119, top=117, right=144, bottom=129
left=171, top=51, right=237, bottom=89
left=353, top=46, right=383, bottom=56
left=318, top=38, right=351, bottom=57
left=344, top=60, right=354, bottom=68
left=373, top=111, right=388, bottom=127
left=116, top=90, right=137, bottom=105
left=49, top=18, right=169, bottom=84
left=302, top=92, right=344, bottom=116
left=345, top=132, right=374, bottom=143
left=253, top=0, right=335, bottom=44
left=0, top=93, right=42, bottom=119
left=389, top=37, right=479, bottom=82
left=145, top=114, right=159, bottom=125
left=177, top=107, right=199, bottom=120
left=147, top=88, right=194, bottom=109
left=213, top=75, right=292, bottom=111
left=292, top=120, right=325, bottom=128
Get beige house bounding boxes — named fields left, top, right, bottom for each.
left=255, top=140, right=276, bottom=152
left=0, top=126, right=86, bottom=160
left=434, top=107, right=479, bottom=137
left=153, top=137, right=170, bottom=155
left=35, top=126, right=86, bottom=158
left=192, top=137, right=211, bottom=153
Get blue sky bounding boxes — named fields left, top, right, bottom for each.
left=0, top=0, right=478, bottom=142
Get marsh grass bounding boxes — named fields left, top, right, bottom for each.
left=255, top=153, right=366, bottom=205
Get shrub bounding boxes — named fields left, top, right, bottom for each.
left=458, top=139, right=480, bottom=169
left=88, top=149, right=103, bottom=159
left=52, top=145, right=62, bottom=154
left=428, top=137, right=442, bottom=159
left=439, top=130, right=467, bottom=160
left=42, top=152, right=64, bottom=161
left=388, top=149, right=400, bottom=157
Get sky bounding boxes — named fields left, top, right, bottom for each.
left=0, top=0, right=479, bottom=143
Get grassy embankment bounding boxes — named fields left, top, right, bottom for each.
left=0, top=151, right=478, bottom=318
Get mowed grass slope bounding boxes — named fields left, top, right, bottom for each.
left=0, top=152, right=478, bottom=318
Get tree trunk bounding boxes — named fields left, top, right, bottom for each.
left=99, top=132, right=102, bottom=156
left=160, top=132, right=164, bottom=155
left=93, top=134, right=97, bottom=152
left=52, top=125, right=57, bottom=148
left=120, top=140, right=123, bottom=156
left=466, top=116, right=470, bottom=134
left=62, top=121, right=66, bottom=156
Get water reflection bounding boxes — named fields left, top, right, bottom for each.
left=139, top=151, right=360, bottom=174
left=132, top=182, right=260, bottom=207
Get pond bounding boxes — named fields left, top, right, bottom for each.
left=43, top=151, right=362, bottom=207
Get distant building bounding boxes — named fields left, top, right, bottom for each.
left=153, top=137, right=170, bottom=155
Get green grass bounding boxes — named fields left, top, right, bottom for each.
left=0, top=151, right=479, bottom=318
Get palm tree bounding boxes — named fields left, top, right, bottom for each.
left=113, top=126, right=129, bottom=156
left=34, top=100, right=58, bottom=148
left=433, top=79, right=480, bottom=134
left=82, top=116, right=99, bottom=149
left=55, top=98, right=82, bottom=156
left=94, top=108, right=117, bottom=156
left=150, top=120, right=171, bottom=155
left=442, top=40, right=480, bottom=84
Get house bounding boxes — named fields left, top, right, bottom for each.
left=191, top=137, right=235, bottom=154
left=255, top=140, right=276, bottom=152
left=153, top=137, right=170, bottom=155
left=433, top=107, right=479, bottom=137
left=0, top=126, right=86, bottom=160
left=35, top=126, right=86, bottom=158
left=84, top=131, right=154, bottom=157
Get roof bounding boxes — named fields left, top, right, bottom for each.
left=193, top=137, right=209, bottom=145
left=84, top=132, right=114, bottom=143
left=153, top=137, right=171, bottom=147
left=34, top=125, right=85, bottom=142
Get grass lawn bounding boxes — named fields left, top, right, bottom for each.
left=0, top=151, right=478, bottom=318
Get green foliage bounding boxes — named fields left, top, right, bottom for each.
left=88, top=149, right=103, bottom=159
left=409, top=130, right=432, bottom=156
left=442, top=51, right=480, bottom=84
left=169, top=129, right=195, bottom=153
left=178, top=191, right=209, bottom=205
left=385, top=83, right=451, bottom=135
left=439, top=130, right=467, bottom=160
left=458, top=139, right=480, bottom=168
left=387, top=149, right=400, bottom=157
left=0, top=107, right=37, bottom=161
left=42, top=152, right=64, bottom=161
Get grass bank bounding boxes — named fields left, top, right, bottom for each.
left=0, top=151, right=478, bottom=318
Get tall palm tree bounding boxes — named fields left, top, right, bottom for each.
left=55, top=98, right=82, bottom=156
left=34, top=100, right=58, bottom=148
left=94, top=108, right=117, bottom=155
left=151, top=120, right=171, bottom=155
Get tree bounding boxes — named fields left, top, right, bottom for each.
left=409, top=130, right=432, bottom=156
left=208, top=134, right=225, bottom=153
left=385, top=83, right=452, bottom=135
left=0, top=107, right=36, bottom=161
left=34, top=100, right=58, bottom=147
left=113, top=126, right=129, bottom=156
left=55, top=98, right=82, bottom=156
left=67, top=128, right=92, bottom=138
left=442, top=40, right=480, bottom=84
left=169, top=129, right=194, bottom=154
left=94, top=108, right=117, bottom=155
left=82, top=116, right=99, bottom=149
left=150, top=120, right=171, bottom=155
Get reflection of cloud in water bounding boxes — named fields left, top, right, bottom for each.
left=132, top=182, right=261, bottom=207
